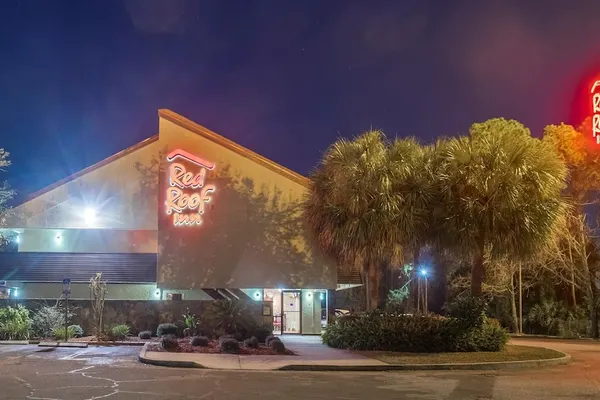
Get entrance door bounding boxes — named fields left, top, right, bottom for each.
left=282, top=290, right=301, bottom=334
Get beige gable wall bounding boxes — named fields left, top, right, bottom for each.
left=9, top=138, right=161, bottom=253
left=157, top=111, right=336, bottom=289
left=13, top=139, right=160, bottom=231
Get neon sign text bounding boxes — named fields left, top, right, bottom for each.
left=164, top=149, right=216, bottom=226
left=591, top=80, right=600, bottom=144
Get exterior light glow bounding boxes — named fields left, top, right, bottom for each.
left=11, top=288, right=18, bottom=298
left=165, top=149, right=216, bottom=227
left=154, top=289, right=161, bottom=298
left=83, top=207, right=97, bottom=226
left=419, top=269, right=428, bottom=277
left=252, top=291, right=262, bottom=301
left=320, top=292, right=325, bottom=301
left=55, top=234, right=62, bottom=244
left=306, top=291, right=313, bottom=299
left=591, top=80, right=600, bottom=144
left=14, top=235, right=20, bottom=244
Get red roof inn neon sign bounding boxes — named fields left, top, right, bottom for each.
left=164, top=149, right=216, bottom=226
left=592, top=81, right=600, bottom=144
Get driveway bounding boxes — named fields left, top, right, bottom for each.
left=0, top=340, right=596, bottom=399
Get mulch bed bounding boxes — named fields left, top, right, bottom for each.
left=147, top=338, right=296, bottom=356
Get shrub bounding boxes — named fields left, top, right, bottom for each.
left=138, top=330, right=152, bottom=340
left=69, top=325, right=84, bottom=338
left=204, top=299, right=256, bottom=337
left=447, top=296, right=487, bottom=329
left=269, top=339, right=286, bottom=354
left=219, top=338, right=240, bottom=354
left=53, top=325, right=79, bottom=341
left=0, top=305, right=32, bottom=340
left=160, top=334, right=179, bottom=351
left=253, top=324, right=273, bottom=343
left=157, top=323, right=178, bottom=337
left=181, top=308, right=198, bottom=335
left=31, top=305, right=74, bottom=339
left=265, top=335, right=279, bottom=346
left=322, top=311, right=508, bottom=353
left=190, top=336, right=210, bottom=347
left=244, top=336, right=259, bottom=349
left=110, top=324, right=130, bottom=339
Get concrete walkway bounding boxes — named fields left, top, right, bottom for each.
left=140, top=335, right=385, bottom=370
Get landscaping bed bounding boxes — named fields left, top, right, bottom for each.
left=147, top=338, right=296, bottom=355
left=354, top=345, right=564, bottom=365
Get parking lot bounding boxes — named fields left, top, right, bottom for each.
left=0, top=341, right=599, bottom=399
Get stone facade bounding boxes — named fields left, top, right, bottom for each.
left=1, top=299, right=267, bottom=335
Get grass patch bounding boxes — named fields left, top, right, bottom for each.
left=354, top=345, right=564, bottom=365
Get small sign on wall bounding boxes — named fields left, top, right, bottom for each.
left=262, top=302, right=272, bottom=316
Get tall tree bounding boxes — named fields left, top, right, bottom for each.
left=0, top=149, right=14, bottom=243
left=304, top=131, right=431, bottom=309
left=432, top=118, right=566, bottom=296
left=543, top=122, right=600, bottom=337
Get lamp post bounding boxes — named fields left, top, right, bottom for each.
left=420, top=269, right=428, bottom=313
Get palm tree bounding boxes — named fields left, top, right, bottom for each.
left=431, top=118, right=566, bottom=296
left=304, top=131, right=431, bottom=309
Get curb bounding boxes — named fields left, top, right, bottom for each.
left=277, top=353, right=571, bottom=371
left=137, top=343, right=204, bottom=369
left=0, top=340, right=29, bottom=345
left=137, top=343, right=571, bottom=371
left=88, top=341, right=146, bottom=346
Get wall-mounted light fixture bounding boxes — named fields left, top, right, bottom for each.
left=83, top=207, right=97, bottom=227
left=154, top=288, right=161, bottom=299
left=55, top=234, right=62, bottom=245
left=252, top=290, right=262, bottom=301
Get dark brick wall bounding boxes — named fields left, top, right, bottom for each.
left=0, top=299, right=266, bottom=335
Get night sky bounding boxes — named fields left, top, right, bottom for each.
left=1, top=0, right=600, bottom=201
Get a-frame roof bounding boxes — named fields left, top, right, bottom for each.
left=25, top=110, right=310, bottom=203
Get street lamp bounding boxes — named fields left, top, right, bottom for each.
left=419, top=269, right=429, bottom=313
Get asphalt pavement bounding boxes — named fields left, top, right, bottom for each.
left=0, top=339, right=597, bottom=399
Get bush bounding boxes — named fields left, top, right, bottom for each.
left=69, top=325, right=84, bottom=338
left=322, top=311, right=508, bottom=353
left=244, top=336, right=259, bottom=349
left=31, top=305, right=73, bottom=339
left=253, top=324, right=273, bottom=343
left=160, top=334, right=179, bottom=351
left=190, top=336, right=210, bottom=347
left=157, top=323, right=178, bottom=337
left=204, top=299, right=256, bottom=338
left=110, top=324, right=130, bottom=339
left=269, top=339, right=286, bottom=354
left=53, top=325, right=79, bottom=341
left=0, top=305, right=32, bottom=340
left=265, top=335, right=279, bottom=346
left=219, top=338, right=240, bottom=354
left=447, top=296, right=487, bottom=329
left=138, top=330, right=152, bottom=340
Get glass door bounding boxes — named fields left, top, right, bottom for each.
left=282, top=290, right=301, bottom=334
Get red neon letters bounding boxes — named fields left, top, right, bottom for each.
left=164, top=149, right=215, bottom=226
left=591, top=81, right=600, bottom=144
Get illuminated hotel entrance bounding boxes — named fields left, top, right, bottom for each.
left=264, top=289, right=327, bottom=335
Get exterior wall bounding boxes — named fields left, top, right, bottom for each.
left=11, top=138, right=160, bottom=231
left=157, top=112, right=337, bottom=290
left=8, top=283, right=212, bottom=301
left=1, top=299, right=265, bottom=335
left=17, top=228, right=157, bottom=253
left=15, top=283, right=159, bottom=300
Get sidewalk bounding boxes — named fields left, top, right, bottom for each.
left=139, top=335, right=386, bottom=370
left=138, top=335, right=571, bottom=371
